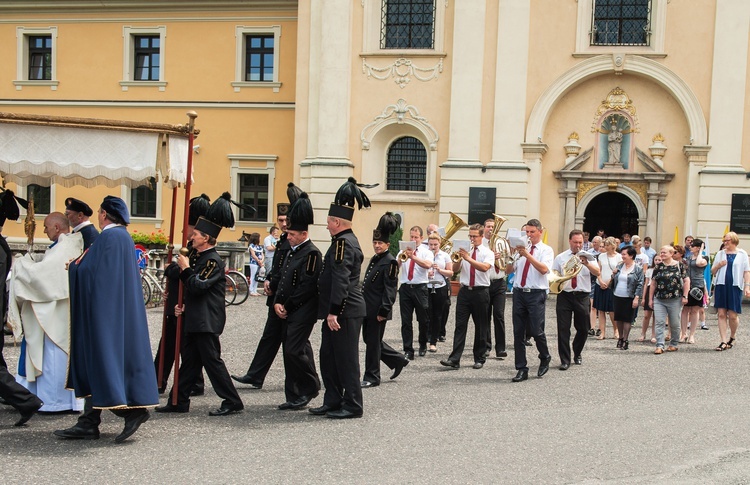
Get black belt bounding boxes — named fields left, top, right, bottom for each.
left=564, top=291, right=590, bottom=295
left=518, top=288, right=545, bottom=293
left=461, top=285, right=488, bottom=291
left=402, top=283, right=426, bottom=288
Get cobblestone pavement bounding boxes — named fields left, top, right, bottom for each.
left=3, top=293, right=750, bottom=484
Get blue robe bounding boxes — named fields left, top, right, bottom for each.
left=66, top=225, right=159, bottom=408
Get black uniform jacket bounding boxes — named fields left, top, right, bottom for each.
left=164, top=244, right=198, bottom=317
left=273, top=239, right=321, bottom=321
left=318, top=229, right=366, bottom=319
left=266, top=232, right=292, bottom=308
left=362, top=251, right=399, bottom=320
left=179, top=246, right=226, bottom=334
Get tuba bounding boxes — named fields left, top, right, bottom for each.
left=547, top=253, right=584, bottom=294
left=439, top=212, right=468, bottom=262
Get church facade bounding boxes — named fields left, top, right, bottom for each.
left=1, top=1, right=749, bottom=253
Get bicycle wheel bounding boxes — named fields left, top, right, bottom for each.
left=224, top=274, right=238, bottom=306
left=141, top=275, right=152, bottom=306
left=228, top=270, right=250, bottom=305
left=147, top=273, right=164, bottom=306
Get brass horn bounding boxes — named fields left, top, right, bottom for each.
left=439, top=212, right=468, bottom=260
left=547, top=254, right=584, bottom=294
left=488, top=213, right=512, bottom=270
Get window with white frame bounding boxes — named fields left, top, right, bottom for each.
left=591, top=0, right=651, bottom=46
left=229, top=154, right=277, bottom=224
left=575, top=0, right=665, bottom=55
left=130, top=177, right=158, bottom=218
left=386, top=136, right=427, bottom=192
left=27, top=184, right=51, bottom=215
left=233, top=26, right=282, bottom=92
left=381, top=0, right=436, bottom=49
left=14, top=26, right=58, bottom=90
left=120, top=26, right=167, bottom=91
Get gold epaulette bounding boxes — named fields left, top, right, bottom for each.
left=306, top=252, right=318, bottom=275
left=388, top=260, right=399, bottom=280
left=200, top=259, right=217, bottom=279
left=334, top=239, right=346, bottom=264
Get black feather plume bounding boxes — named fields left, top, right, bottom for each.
left=287, top=182, right=302, bottom=205
left=206, top=192, right=235, bottom=228
left=287, top=192, right=314, bottom=230
left=376, top=212, right=399, bottom=237
left=334, top=176, right=374, bottom=210
left=0, top=189, right=26, bottom=221
left=188, top=193, right=211, bottom=226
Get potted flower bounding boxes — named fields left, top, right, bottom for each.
left=131, top=229, right=169, bottom=249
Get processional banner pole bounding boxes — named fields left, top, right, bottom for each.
left=156, top=187, right=179, bottom=389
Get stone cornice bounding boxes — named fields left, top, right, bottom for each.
left=0, top=0, right=298, bottom=13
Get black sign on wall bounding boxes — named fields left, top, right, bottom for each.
left=468, top=187, right=496, bottom=225
left=730, top=193, right=750, bottom=234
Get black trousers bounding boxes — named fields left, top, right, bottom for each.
left=242, top=307, right=283, bottom=385
left=154, top=315, right=204, bottom=392
left=320, top=317, right=363, bottom=414
left=171, top=333, right=242, bottom=410
left=428, top=285, right=449, bottom=345
left=512, top=290, right=550, bottom=371
left=281, top=318, right=320, bottom=402
left=485, top=278, right=507, bottom=355
left=77, top=397, right=147, bottom=430
left=362, top=316, right=407, bottom=384
left=556, top=291, right=590, bottom=365
left=0, top=335, right=42, bottom=414
left=448, top=287, right=490, bottom=364
left=441, top=287, right=451, bottom=338
left=399, top=284, right=429, bottom=353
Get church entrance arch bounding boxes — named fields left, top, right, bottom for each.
left=583, top=192, right=639, bottom=240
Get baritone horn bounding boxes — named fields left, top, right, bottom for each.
left=438, top=212, right=468, bottom=262
left=487, top=213, right=513, bottom=269
left=547, top=253, right=584, bottom=294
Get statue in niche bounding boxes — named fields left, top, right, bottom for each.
left=597, top=114, right=632, bottom=169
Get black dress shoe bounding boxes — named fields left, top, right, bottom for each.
left=538, top=357, right=551, bottom=377
left=189, top=388, right=204, bottom=397
left=496, top=351, right=508, bottom=358
left=285, top=393, right=318, bottom=410
left=54, top=425, right=100, bottom=440
left=15, top=403, right=42, bottom=427
left=208, top=404, right=244, bottom=416
left=438, top=336, right=446, bottom=342
left=418, top=348, right=427, bottom=357
left=361, top=380, right=379, bottom=388
left=574, top=355, right=582, bottom=365
left=511, top=369, right=528, bottom=382
left=278, top=401, right=295, bottom=410
left=390, top=360, right=408, bottom=380
left=439, top=359, right=460, bottom=369
left=404, top=351, right=414, bottom=361
left=472, top=362, right=484, bottom=369
left=326, top=408, right=363, bottom=419
left=155, top=404, right=189, bottom=413
left=115, top=410, right=149, bottom=444
left=230, top=374, right=263, bottom=388
left=524, top=339, right=532, bottom=347
left=0, top=396, right=9, bottom=406
left=559, top=363, right=570, bottom=371
left=309, top=404, right=339, bottom=416
left=483, top=350, right=490, bottom=358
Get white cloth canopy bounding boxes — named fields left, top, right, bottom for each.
left=0, top=113, right=192, bottom=189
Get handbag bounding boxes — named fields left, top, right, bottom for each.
left=255, top=266, right=266, bottom=283
left=689, top=286, right=703, bottom=301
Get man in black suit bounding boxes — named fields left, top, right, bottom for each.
left=64, top=198, right=99, bottom=250
left=232, top=184, right=301, bottom=388
left=274, top=193, right=322, bottom=411
left=156, top=206, right=243, bottom=416
left=361, top=213, right=408, bottom=388
left=310, top=177, right=370, bottom=419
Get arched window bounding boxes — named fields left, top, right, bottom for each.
left=387, top=136, right=426, bottom=192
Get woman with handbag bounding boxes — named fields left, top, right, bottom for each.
left=610, top=246, right=644, bottom=350
left=649, top=245, right=689, bottom=354
left=594, top=237, right=622, bottom=340
left=684, top=239, right=708, bottom=344
left=711, top=232, right=750, bottom=351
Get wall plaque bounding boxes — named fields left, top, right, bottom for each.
left=730, top=193, right=750, bottom=234
left=468, top=187, right=496, bottom=225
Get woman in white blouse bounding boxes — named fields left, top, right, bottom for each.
left=711, top=232, right=750, bottom=351
left=593, top=237, right=622, bottom=340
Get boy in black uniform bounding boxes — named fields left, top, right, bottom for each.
left=361, top=212, right=409, bottom=387
left=275, top=192, right=322, bottom=410
left=310, top=177, right=372, bottom=419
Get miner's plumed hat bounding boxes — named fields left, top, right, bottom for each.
left=0, top=189, right=29, bottom=228
left=194, top=216, right=221, bottom=239
left=100, top=195, right=130, bottom=225
left=328, top=177, right=377, bottom=221
left=373, top=212, right=399, bottom=243
left=278, top=182, right=302, bottom=218
left=286, top=192, right=314, bottom=232
left=64, top=197, right=93, bottom=217
left=188, top=193, right=211, bottom=226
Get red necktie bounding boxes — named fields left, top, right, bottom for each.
left=520, top=245, right=535, bottom=287
left=408, top=258, right=415, bottom=281
left=469, top=249, right=477, bottom=286
left=571, top=255, right=577, bottom=289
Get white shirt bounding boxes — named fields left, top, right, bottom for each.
left=553, top=249, right=592, bottom=293
left=428, top=250, right=451, bottom=288
left=458, top=244, right=494, bottom=287
left=481, top=237, right=506, bottom=280
left=598, top=252, right=622, bottom=281
left=263, top=234, right=277, bottom=259
left=398, top=244, right=434, bottom=284
left=513, top=241, right=554, bottom=290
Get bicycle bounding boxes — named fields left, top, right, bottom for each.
left=137, top=248, right=166, bottom=306
left=225, top=269, right=250, bottom=306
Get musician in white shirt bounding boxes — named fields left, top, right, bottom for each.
left=397, top=226, right=434, bottom=359
left=426, top=233, right=452, bottom=353
left=482, top=218, right=508, bottom=359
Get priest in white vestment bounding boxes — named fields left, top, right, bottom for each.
left=9, top=212, right=84, bottom=412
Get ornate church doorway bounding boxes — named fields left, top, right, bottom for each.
left=583, top=192, right=639, bottom=239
